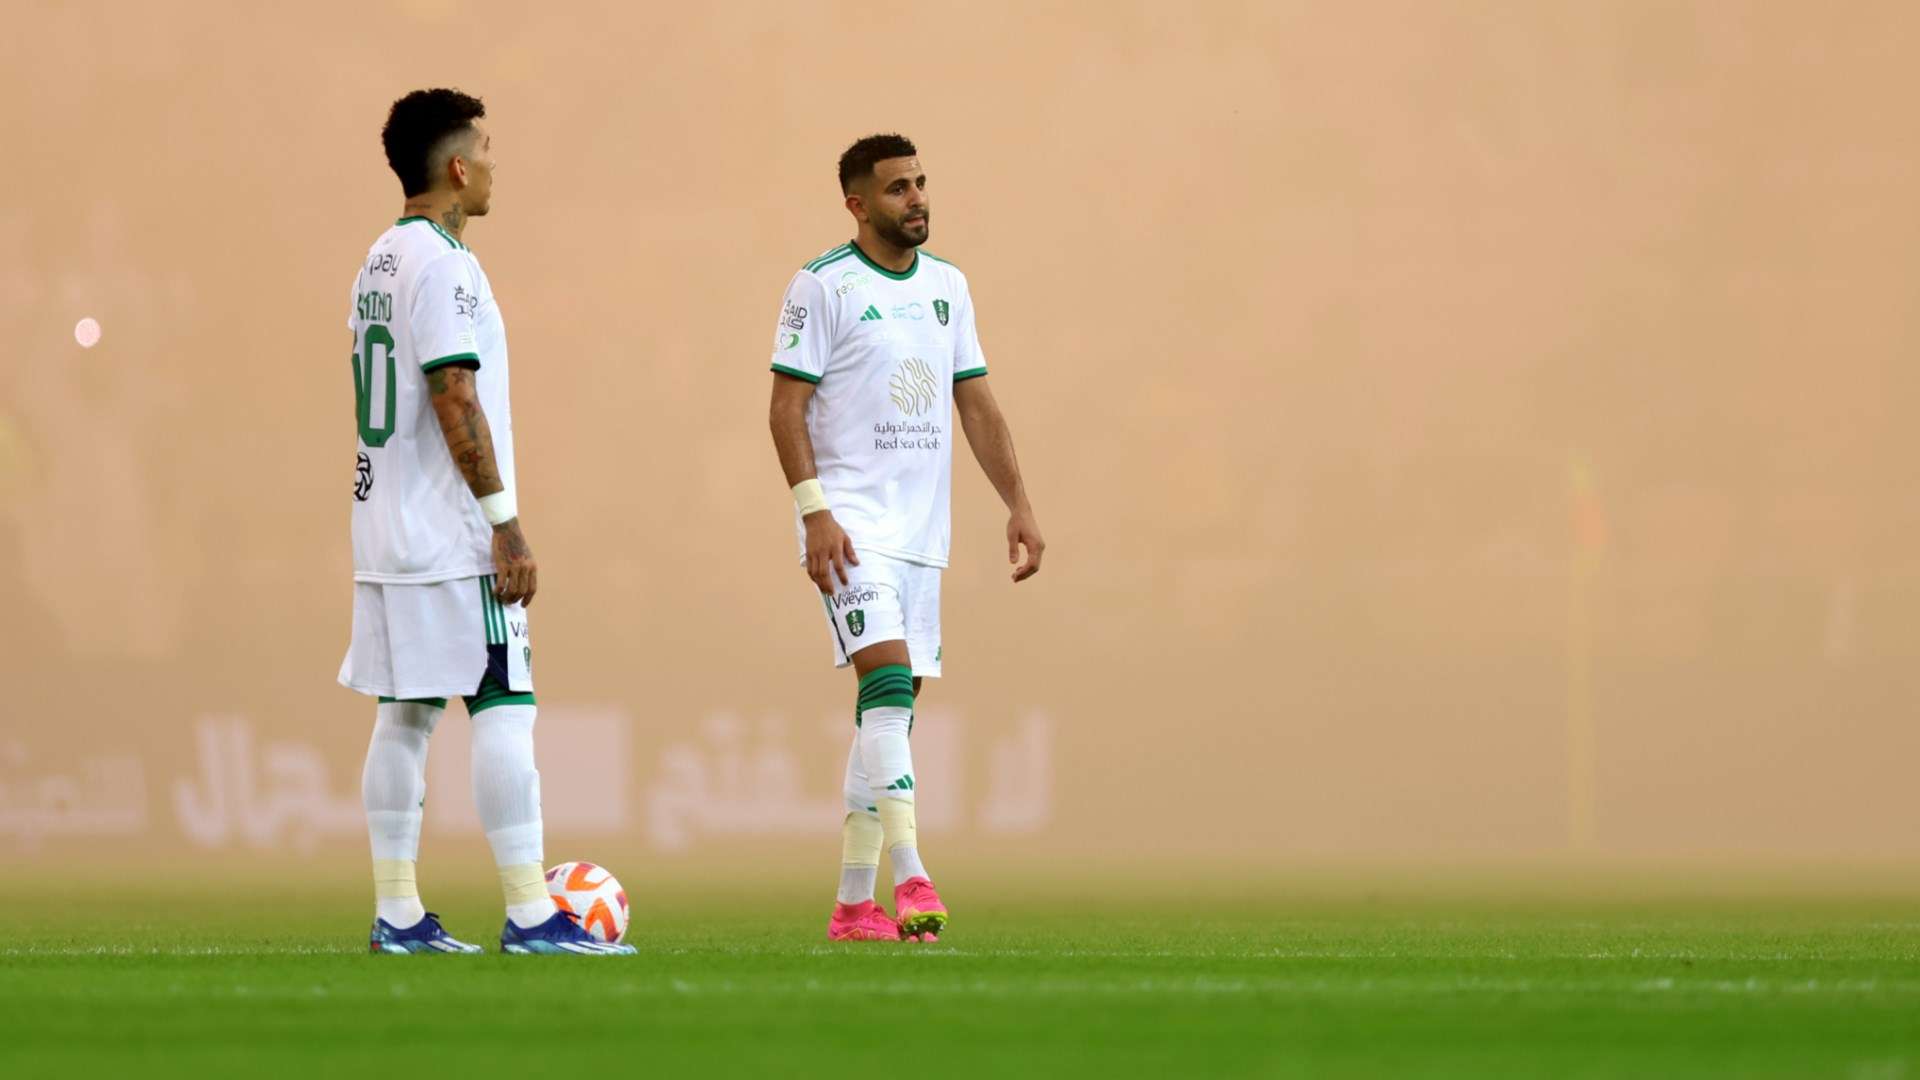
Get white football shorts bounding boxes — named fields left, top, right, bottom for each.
left=338, top=574, right=533, bottom=700
left=819, top=552, right=942, bottom=678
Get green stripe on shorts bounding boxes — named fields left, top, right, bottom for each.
left=480, top=575, right=505, bottom=645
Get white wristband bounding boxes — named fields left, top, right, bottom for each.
left=793, top=478, right=830, bottom=517
left=478, top=491, right=517, bottom=526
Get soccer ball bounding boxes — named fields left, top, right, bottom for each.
left=545, top=861, right=630, bottom=944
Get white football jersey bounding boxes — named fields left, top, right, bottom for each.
left=346, top=217, right=516, bottom=584
left=771, top=242, right=988, bottom=568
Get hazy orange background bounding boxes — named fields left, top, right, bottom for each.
left=3, top=1, right=1917, bottom=876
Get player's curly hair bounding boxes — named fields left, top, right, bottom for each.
left=838, top=134, right=918, bottom=193
left=382, top=89, right=487, bottom=197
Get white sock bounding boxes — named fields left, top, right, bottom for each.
left=374, top=862, right=426, bottom=928
left=363, top=701, right=439, bottom=926
left=471, top=704, right=557, bottom=927
left=838, top=866, right=878, bottom=905
left=861, top=706, right=930, bottom=886
left=501, top=863, right=555, bottom=929
left=889, top=843, right=927, bottom=886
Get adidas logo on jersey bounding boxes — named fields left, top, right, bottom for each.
left=860, top=305, right=884, bottom=321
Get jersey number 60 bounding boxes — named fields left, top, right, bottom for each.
left=352, top=324, right=397, bottom=448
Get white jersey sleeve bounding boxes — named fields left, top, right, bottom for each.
left=952, top=284, right=988, bottom=382
left=769, top=270, right=835, bottom=384
left=411, top=252, right=483, bottom=371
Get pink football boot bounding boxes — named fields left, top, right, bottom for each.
left=828, top=899, right=903, bottom=942
left=893, top=877, right=948, bottom=941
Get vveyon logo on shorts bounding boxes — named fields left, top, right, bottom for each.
left=888, top=357, right=938, bottom=416
left=354, top=452, right=373, bottom=501
left=847, top=610, right=866, bottom=637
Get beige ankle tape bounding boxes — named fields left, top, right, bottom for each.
left=373, top=859, right=417, bottom=900
left=842, top=812, right=883, bottom=867
left=878, top=797, right=917, bottom=854
left=500, top=862, right=548, bottom=907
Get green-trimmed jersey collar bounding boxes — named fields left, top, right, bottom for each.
left=849, top=240, right=918, bottom=281
left=395, top=216, right=467, bottom=251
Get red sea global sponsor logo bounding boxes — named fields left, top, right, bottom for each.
left=888, top=357, right=938, bottom=415
left=872, top=419, right=943, bottom=451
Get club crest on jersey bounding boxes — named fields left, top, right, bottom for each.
left=354, top=452, right=373, bottom=501
left=847, top=610, right=866, bottom=637
left=934, top=299, right=949, bottom=325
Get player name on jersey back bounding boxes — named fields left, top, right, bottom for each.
left=771, top=243, right=989, bottom=569
left=347, top=218, right=517, bottom=585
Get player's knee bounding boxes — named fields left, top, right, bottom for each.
left=849, top=638, right=911, bottom=675
left=471, top=702, right=535, bottom=739
left=375, top=700, right=442, bottom=739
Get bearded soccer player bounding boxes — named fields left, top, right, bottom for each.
left=768, top=134, right=1046, bottom=943
left=338, top=89, right=632, bottom=955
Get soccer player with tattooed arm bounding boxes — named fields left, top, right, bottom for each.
left=768, top=134, right=1046, bottom=943
left=338, top=88, right=630, bottom=955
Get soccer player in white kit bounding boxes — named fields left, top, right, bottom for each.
left=768, top=135, right=1047, bottom=943
left=339, top=89, right=631, bottom=955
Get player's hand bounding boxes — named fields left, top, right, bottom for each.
left=1008, top=507, right=1045, bottom=583
left=803, top=510, right=858, bottom=594
left=491, top=518, right=538, bottom=607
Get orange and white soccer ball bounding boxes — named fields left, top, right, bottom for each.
left=545, top=861, right=630, bottom=944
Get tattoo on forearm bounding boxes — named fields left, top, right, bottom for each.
left=430, top=367, right=502, bottom=495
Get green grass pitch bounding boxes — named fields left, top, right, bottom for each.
left=1, top=876, right=1916, bottom=1078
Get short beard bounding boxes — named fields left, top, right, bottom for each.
left=874, top=215, right=928, bottom=250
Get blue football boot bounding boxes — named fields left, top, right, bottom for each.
left=500, top=910, right=637, bottom=955
left=368, top=912, right=484, bottom=954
